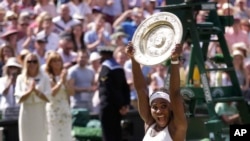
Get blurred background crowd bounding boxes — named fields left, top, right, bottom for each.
left=0, top=0, right=168, bottom=116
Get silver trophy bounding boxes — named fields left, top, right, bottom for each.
left=132, top=12, right=183, bottom=66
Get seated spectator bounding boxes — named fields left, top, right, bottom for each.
left=0, top=43, right=15, bottom=77
left=33, top=32, right=48, bottom=65
left=16, top=15, right=35, bottom=54
left=37, top=14, right=60, bottom=51
left=215, top=101, right=241, bottom=141
left=1, top=28, right=19, bottom=55
left=215, top=102, right=241, bottom=125
left=52, top=4, right=80, bottom=34
left=148, top=64, right=166, bottom=94
left=225, top=16, right=250, bottom=53
left=34, top=0, right=57, bottom=18
left=17, top=49, right=30, bottom=66
left=87, top=12, right=112, bottom=35
left=30, top=12, right=50, bottom=35
left=67, top=0, right=92, bottom=23
left=16, top=0, right=34, bottom=13
left=4, top=11, right=18, bottom=29
left=57, top=34, right=77, bottom=69
left=113, top=7, right=144, bottom=41
left=143, top=0, right=160, bottom=19
left=101, top=0, right=126, bottom=25
left=110, top=31, right=128, bottom=47
left=84, top=14, right=111, bottom=52
left=234, top=0, right=250, bottom=19
left=70, top=23, right=86, bottom=52
left=72, top=13, right=86, bottom=31
left=0, top=0, right=14, bottom=11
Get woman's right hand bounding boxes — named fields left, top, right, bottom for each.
left=29, top=79, right=36, bottom=91
left=125, top=42, right=135, bottom=58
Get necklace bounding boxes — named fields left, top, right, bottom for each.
left=155, top=125, right=165, bottom=132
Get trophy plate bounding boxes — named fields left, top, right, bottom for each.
left=132, top=12, right=183, bottom=66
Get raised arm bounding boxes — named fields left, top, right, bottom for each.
left=169, top=44, right=187, bottom=137
left=113, top=10, right=132, bottom=28
left=126, top=42, right=154, bottom=124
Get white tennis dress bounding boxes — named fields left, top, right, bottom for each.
left=143, top=123, right=173, bottom=141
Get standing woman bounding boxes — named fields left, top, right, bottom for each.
left=45, top=51, right=74, bottom=141
left=15, top=53, right=50, bottom=141
left=125, top=42, right=187, bottom=141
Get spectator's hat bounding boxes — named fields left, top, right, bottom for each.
left=89, top=52, right=101, bottom=63
left=19, top=11, right=30, bottom=19
left=73, top=13, right=85, bottom=21
left=114, top=26, right=124, bottom=32
left=5, top=57, right=22, bottom=68
left=111, top=31, right=128, bottom=40
left=5, top=11, right=17, bottom=21
left=19, top=49, right=30, bottom=61
left=59, top=31, right=72, bottom=41
left=232, top=49, right=244, bottom=58
left=232, top=42, right=248, bottom=52
left=1, top=28, right=19, bottom=39
left=20, top=49, right=30, bottom=56
left=35, top=31, right=47, bottom=43
left=97, top=46, right=116, bottom=53
left=92, top=6, right=102, bottom=13
left=18, top=16, right=30, bottom=25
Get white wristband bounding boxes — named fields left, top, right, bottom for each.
left=171, top=60, right=179, bottom=64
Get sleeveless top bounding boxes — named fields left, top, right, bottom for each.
left=143, top=123, right=173, bottom=141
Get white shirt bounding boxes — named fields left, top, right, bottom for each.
left=14, top=72, right=51, bottom=104
left=143, top=123, right=172, bottom=141
left=67, top=2, right=92, bottom=16
left=46, top=32, right=60, bottom=51
left=52, top=16, right=80, bottom=34
left=0, top=76, right=17, bottom=109
left=57, top=48, right=77, bottom=64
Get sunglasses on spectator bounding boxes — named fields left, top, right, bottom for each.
left=8, top=17, right=17, bottom=21
left=27, top=60, right=38, bottom=64
left=20, top=23, right=29, bottom=26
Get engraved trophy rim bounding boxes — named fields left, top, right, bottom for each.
left=132, top=12, right=183, bottom=66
